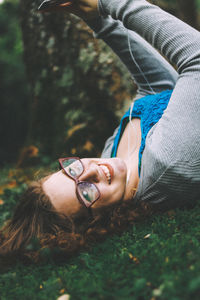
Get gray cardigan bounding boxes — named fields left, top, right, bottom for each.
left=88, top=0, right=200, bottom=208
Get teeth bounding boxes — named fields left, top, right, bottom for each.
left=100, top=165, right=111, bottom=184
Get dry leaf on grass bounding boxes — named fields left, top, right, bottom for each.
left=0, top=199, right=4, bottom=205
left=165, top=257, right=169, bottom=263
left=66, top=123, right=86, bottom=139
left=128, top=253, right=140, bottom=264
left=144, top=233, right=151, bottom=239
left=71, top=148, right=77, bottom=155
left=57, top=294, right=70, bottom=300
left=0, top=180, right=17, bottom=195
left=167, top=210, right=176, bottom=217
left=82, top=140, right=94, bottom=152
left=7, top=180, right=17, bottom=188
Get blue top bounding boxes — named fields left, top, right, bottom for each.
left=111, top=90, right=173, bottom=175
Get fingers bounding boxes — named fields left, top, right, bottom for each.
left=59, top=2, right=73, bottom=7
left=38, top=0, right=98, bottom=20
left=38, top=0, right=73, bottom=13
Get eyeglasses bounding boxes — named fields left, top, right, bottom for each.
left=58, top=157, right=101, bottom=209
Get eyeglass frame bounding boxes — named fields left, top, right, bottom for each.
left=58, top=157, right=101, bottom=217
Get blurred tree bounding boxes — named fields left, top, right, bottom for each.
left=1, top=0, right=199, bottom=165
left=19, top=0, right=134, bottom=161
left=177, top=0, right=198, bottom=29
left=0, top=0, right=30, bottom=165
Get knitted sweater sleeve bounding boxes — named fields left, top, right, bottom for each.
left=98, top=0, right=200, bottom=207
left=86, top=15, right=177, bottom=95
left=98, top=0, right=200, bottom=75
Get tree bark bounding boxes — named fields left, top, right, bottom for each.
left=177, top=0, right=198, bottom=29
left=19, top=0, right=134, bottom=160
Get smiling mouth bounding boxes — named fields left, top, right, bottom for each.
left=99, top=164, right=113, bottom=184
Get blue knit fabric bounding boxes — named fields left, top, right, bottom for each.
left=111, top=90, right=173, bottom=175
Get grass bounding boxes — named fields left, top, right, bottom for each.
left=0, top=166, right=200, bottom=300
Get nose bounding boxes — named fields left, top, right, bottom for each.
left=79, top=160, right=100, bottom=183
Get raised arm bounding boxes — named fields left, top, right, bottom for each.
left=97, top=0, right=200, bottom=206
left=98, top=0, right=200, bottom=75
left=45, top=1, right=178, bottom=95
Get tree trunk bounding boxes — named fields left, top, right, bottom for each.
left=177, top=0, right=198, bottom=29
left=19, top=0, right=134, bottom=160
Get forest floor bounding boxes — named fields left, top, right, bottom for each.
left=0, top=165, right=200, bottom=300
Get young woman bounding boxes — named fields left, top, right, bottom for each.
left=1, top=0, right=200, bottom=258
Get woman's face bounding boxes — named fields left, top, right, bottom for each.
left=43, top=158, right=127, bottom=216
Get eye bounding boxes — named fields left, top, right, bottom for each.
left=82, top=190, right=92, bottom=202
left=65, top=160, right=83, bottom=178
left=78, top=182, right=100, bottom=205
left=68, top=167, right=77, bottom=177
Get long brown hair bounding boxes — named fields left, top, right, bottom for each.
left=0, top=179, right=153, bottom=263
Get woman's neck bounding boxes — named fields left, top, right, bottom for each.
left=116, top=117, right=141, bottom=201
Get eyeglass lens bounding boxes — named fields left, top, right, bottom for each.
left=62, top=158, right=83, bottom=178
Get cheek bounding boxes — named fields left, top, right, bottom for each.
left=96, top=181, right=126, bottom=207
left=111, top=182, right=126, bottom=202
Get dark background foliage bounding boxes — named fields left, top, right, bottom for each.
left=0, top=0, right=199, bottom=166
left=0, top=0, right=30, bottom=163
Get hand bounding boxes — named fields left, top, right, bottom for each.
left=40, top=0, right=99, bottom=21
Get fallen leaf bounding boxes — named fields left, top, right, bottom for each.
left=144, top=233, right=151, bottom=239
left=25, top=146, right=39, bottom=158
left=167, top=210, right=175, bottom=216
left=17, top=145, right=39, bottom=167
left=7, top=180, right=17, bottom=189
left=0, top=199, right=4, bottom=205
left=128, top=253, right=140, bottom=264
left=71, top=148, right=77, bottom=155
left=60, top=289, right=65, bottom=294
left=66, top=123, right=86, bottom=139
left=0, top=180, right=17, bottom=195
left=8, top=170, right=15, bottom=178
left=57, top=294, right=70, bottom=300
left=165, top=257, right=169, bottom=263
left=82, top=140, right=94, bottom=152
left=40, top=285, right=43, bottom=289
left=152, top=288, right=162, bottom=297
